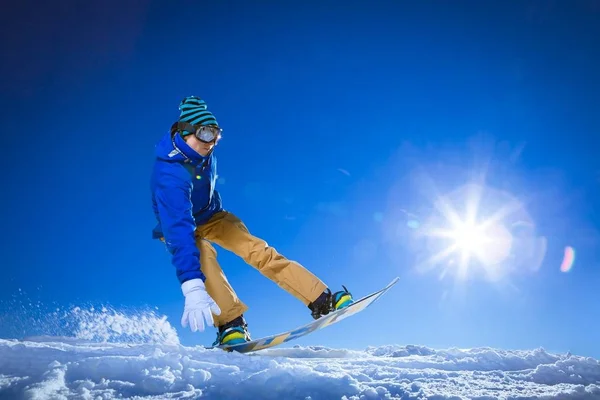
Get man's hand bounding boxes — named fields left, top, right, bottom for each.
left=181, top=279, right=221, bottom=332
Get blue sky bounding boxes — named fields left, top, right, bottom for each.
left=1, top=0, right=599, bottom=357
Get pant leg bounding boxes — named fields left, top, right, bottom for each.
left=194, top=235, right=249, bottom=327
left=198, top=211, right=327, bottom=305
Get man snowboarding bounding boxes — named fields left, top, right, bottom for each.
left=151, top=96, right=353, bottom=346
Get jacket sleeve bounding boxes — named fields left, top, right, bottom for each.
left=154, top=175, right=206, bottom=284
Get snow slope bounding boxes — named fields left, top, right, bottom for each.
left=3, top=339, right=600, bottom=399
left=1, top=307, right=599, bottom=399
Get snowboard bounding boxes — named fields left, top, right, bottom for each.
left=212, top=276, right=399, bottom=354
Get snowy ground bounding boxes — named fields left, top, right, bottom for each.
left=1, top=306, right=599, bottom=399
left=2, top=338, right=600, bottom=399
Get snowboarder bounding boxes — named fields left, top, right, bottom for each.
left=151, top=96, right=354, bottom=346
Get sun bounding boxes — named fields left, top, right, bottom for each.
left=452, top=220, right=487, bottom=259
left=418, top=183, right=516, bottom=281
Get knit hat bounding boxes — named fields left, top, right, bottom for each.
left=178, top=96, right=218, bottom=126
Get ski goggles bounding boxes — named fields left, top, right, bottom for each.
left=176, top=122, right=222, bottom=143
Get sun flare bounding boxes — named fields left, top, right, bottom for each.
left=417, top=183, right=519, bottom=281
left=452, top=220, right=486, bottom=257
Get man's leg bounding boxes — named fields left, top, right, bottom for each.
left=194, top=234, right=249, bottom=327
left=198, top=211, right=327, bottom=305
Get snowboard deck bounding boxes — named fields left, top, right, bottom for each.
left=210, top=276, right=399, bottom=354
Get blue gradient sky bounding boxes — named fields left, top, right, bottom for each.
left=1, top=0, right=599, bottom=357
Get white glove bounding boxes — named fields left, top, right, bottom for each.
left=181, top=279, right=221, bottom=332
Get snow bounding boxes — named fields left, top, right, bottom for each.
left=1, top=307, right=599, bottom=399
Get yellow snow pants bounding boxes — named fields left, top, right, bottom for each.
left=194, top=210, right=327, bottom=327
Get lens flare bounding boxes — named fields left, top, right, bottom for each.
left=407, top=220, right=420, bottom=229
left=560, top=246, right=576, bottom=272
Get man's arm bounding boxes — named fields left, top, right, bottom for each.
left=154, top=175, right=205, bottom=284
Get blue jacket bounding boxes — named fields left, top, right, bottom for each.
left=150, top=131, right=223, bottom=284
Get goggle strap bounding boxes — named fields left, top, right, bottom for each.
left=175, top=121, right=198, bottom=136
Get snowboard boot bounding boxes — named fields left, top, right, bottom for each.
left=308, top=285, right=354, bottom=320
left=213, top=315, right=251, bottom=346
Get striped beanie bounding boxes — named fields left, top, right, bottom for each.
left=178, top=96, right=218, bottom=126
